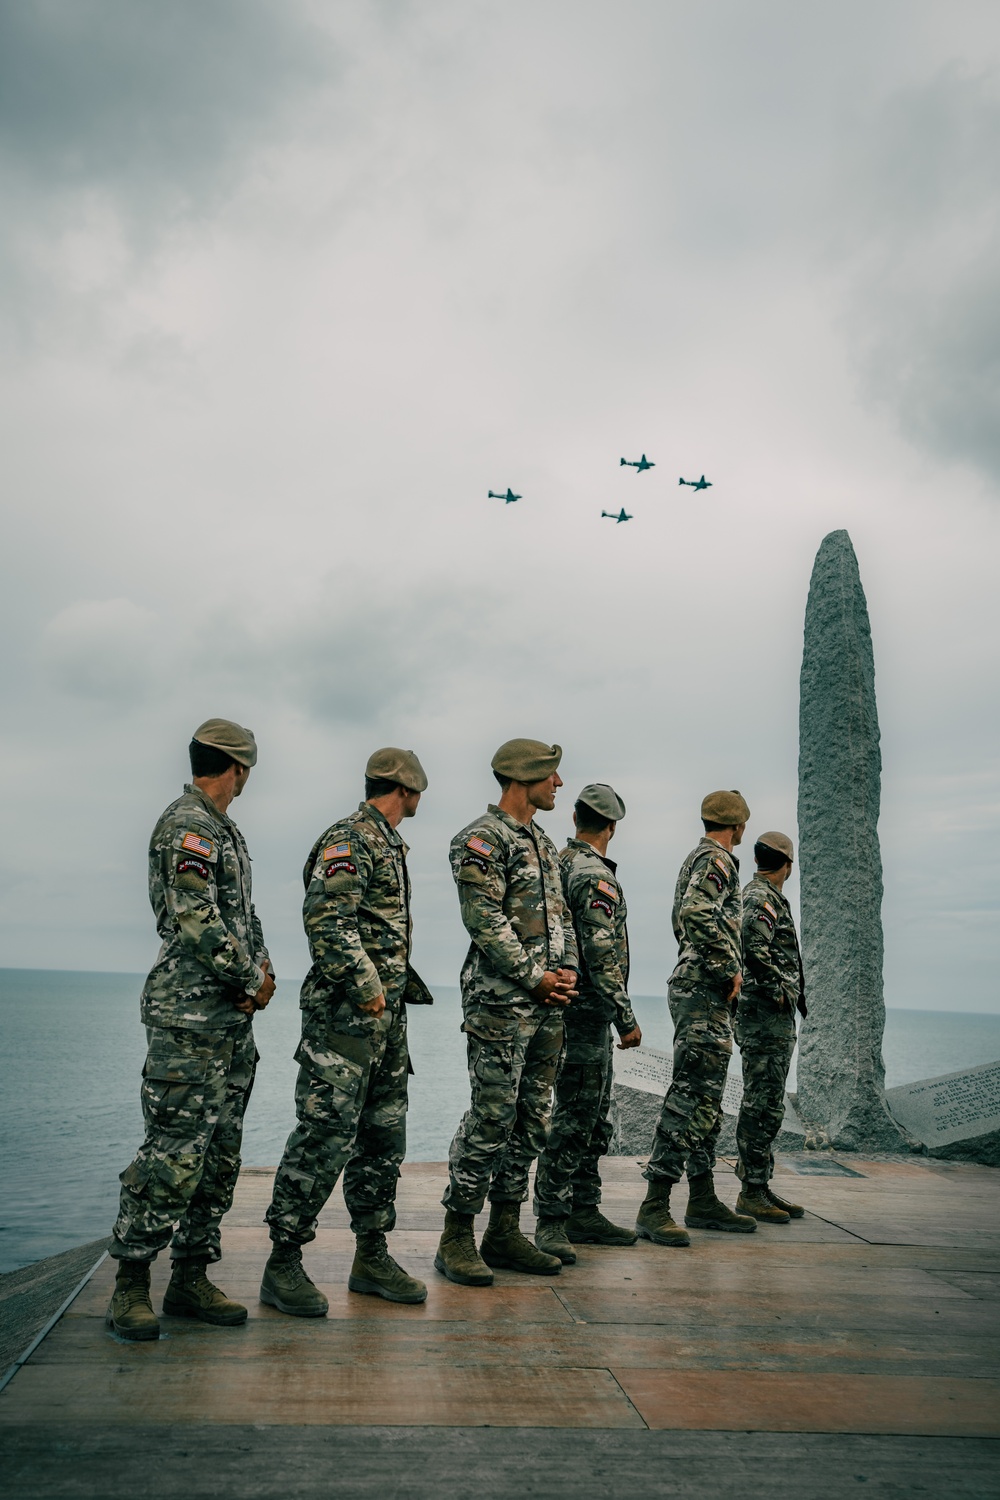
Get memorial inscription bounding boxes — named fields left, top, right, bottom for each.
left=886, top=1059, right=1000, bottom=1161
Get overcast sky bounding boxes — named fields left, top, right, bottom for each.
left=1, top=1, right=997, bottom=1012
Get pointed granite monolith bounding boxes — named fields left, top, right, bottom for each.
left=794, top=530, right=913, bottom=1150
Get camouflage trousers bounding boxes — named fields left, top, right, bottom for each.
left=111, top=1021, right=257, bottom=1264
left=443, top=999, right=564, bottom=1215
left=734, top=994, right=797, bottom=1183
left=533, top=1028, right=613, bottom=1218
left=644, top=983, right=733, bottom=1184
left=266, top=999, right=408, bottom=1244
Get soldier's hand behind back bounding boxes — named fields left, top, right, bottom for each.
left=725, top=972, right=743, bottom=1006
left=254, top=971, right=276, bottom=1010
left=616, top=1026, right=642, bottom=1050
left=358, top=992, right=387, bottom=1018
left=531, top=970, right=577, bottom=1007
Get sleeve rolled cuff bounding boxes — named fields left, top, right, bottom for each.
left=243, top=964, right=266, bottom=997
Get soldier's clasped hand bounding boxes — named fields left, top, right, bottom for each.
left=358, top=992, right=387, bottom=1018
left=616, top=1025, right=642, bottom=1050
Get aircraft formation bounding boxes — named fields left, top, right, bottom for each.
left=488, top=454, right=712, bottom=523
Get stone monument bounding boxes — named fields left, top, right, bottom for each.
left=793, top=529, right=913, bottom=1151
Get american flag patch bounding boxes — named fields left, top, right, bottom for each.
left=467, top=837, right=495, bottom=857
left=763, top=901, right=777, bottom=918
left=324, top=842, right=351, bottom=860
left=181, top=832, right=214, bottom=858
left=596, top=879, right=619, bottom=900
left=714, top=857, right=728, bottom=873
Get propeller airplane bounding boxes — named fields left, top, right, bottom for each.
left=488, top=488, right=521, bottom=504
left=678, top=475, right=712, bottom=491
left=620, top=454, right=654, bottom=472
left=601, top=508, right=633, bottom=524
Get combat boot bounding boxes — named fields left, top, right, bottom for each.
left=567, top=1205, right=638, bottom=1246
left=685, top=1171, right=756, bottom=1233
left=259, top=1243, right=329, bottom=1317
left=737, top=1184, right=791, bottom=1225
left=163, top=1258, right=248, bottom=1324
left=534, top=1217, right=577, bottom=1264
left=106, top=1258, right=160, bottom=1341
left=480, top=1201, right=561, bottom=1275
left=766, top=1185, right=805, bottom=1218
left=635, top=1182, right=690, bottom=1247
left=434, top=1209, right=494, bottom=1286
left=349, top=1231, right=427, bottom=1304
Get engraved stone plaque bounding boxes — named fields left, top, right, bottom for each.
left=887, top=1060, right=1000, bottom=1165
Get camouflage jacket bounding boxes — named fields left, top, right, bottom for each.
left=451, top=804, right=579, bottom=1006
left=668, top=836, right=743, bottom=991
left=300, top=801, right=431, bottom=1015
left=559, top=838, right=637, bottom=1038
left=140, top=784, right=268, bottom=1031
left=742, top=874, right=804, bottom=1010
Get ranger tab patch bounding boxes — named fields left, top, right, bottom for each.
left=326, top=859, right=357, bottom=878
left=324, top=842, right=351, bottom=861
left=467, top=836, right=495, bottom=857
left=596, top=879, right=619, bottom=901
left=177, top=857, right=210, bottom=881
left=181, top=832, right=214, bottom=858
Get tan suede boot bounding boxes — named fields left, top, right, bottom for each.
left=106, top=1259, right=160, bottom=1341
left=685, top=1171, right=756, bottom=1232
left=737, top=1184, right=791, bottom=1225
left=635, top=1181, right=691, bottom=1247
left=163, top=1258, right=248, bottom=1324
left=434, top=1209, right=494, bottom=1286
left=349, top=1231, right=427, bottom=1303
left=259, top=1243, right=329, bottom=1317
left=534, top=1217, right=577, bottom=1264
left=480, top=1201, right=561, bottom=1275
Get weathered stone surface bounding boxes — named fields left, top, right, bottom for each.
left=887, top=1061, right=1000, bottom=1167
left=609, top=1046, right=805, bottom=1158
left=795, top=530, right=913, bottom=1152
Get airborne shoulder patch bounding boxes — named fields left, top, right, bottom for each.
left=324, top=842, right=351, bottom=861
left=467, top=836, right=495, bottom=858
left=181, top=831, right=214, bottom=858
left=596, top=879, right=619, bottom=901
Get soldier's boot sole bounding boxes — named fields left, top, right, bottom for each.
left=433, top=1251, right=494, bottom=1287
left=634, top=1220, right=691, bottom=1248
left=684, top=1210, right=757, bottom=1233
left=347, top=1272, right=428, bottom=1305
left=161, top=1290, right=248, bottom=1325
left=104, top=1307, right=160, bottom=1341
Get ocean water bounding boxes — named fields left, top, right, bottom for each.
left=2, top=967, right=999, bottom=1273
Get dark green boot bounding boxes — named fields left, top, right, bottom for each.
left=349, top=1231, right=427, bottom=1304
left=737, top=1184, right=791, bottom=1224
left=534, top=1217, right=577, bottom=1264
left=105, top=1259, right=160, bottom=1341
left=259, top=1243, right=329, bottom=1317
left=567, top=1205, right=638, bottom=1246
left=481, top=1201, right=561, bottom=1276
left=434, top=1209, right=494, bottom=1286
left=685, top=1171, right=756, bottom=1233
left=163, top=1258, right=248, bottom=1325
left=635, top=1182, right=690, bottom=1247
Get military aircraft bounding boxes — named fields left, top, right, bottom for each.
left=488, top=488, right=521, bottom=504
left=679, top=475, right=712, bottom=491
left=602, top=508, right=633, bottom=524
left=620, top=454, right=655, bottom=472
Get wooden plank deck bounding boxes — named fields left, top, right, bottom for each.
left=1, top=1155, right=999, bottom=1495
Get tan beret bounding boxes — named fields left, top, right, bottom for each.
left=700, top=789, right=750, bottom=826
left=492, top=738, right=562, bottom=783
left=366, top=747, right=428, bottom=793
left=577, top=783, right=626, bottom=821
left=193, top=718, right=257, bottom=768
left=756, top=830, right=794, bottom=862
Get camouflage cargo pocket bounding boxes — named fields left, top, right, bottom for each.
left=294, top=1036, right=365, bottom=1111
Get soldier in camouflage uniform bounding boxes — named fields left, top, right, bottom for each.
left=436, top=739, right=580, bottom=1286
left=734, top=831, right=807, bottom=1224
left=107, top=719, right=275, bottom=1341
left=262, top=748, right=432, bottom=1314
left=636, top=790, right=757, bottom=1245
left=533, top=784, right=642, bottom=1264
